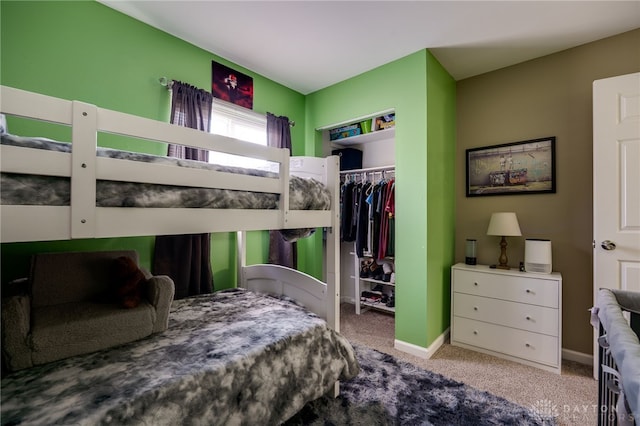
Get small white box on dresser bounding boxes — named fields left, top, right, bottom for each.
left=450, top=263, right=562, bottom=374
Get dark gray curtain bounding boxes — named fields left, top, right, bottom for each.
left=267, top=113, right=297, bottom=269
left=153, top=81, right=214, bottom=299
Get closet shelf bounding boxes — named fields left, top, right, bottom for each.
left=360, top=301, right=396, bottom=313
left=323, top=109, right=395, bottom=147
left=332, top=127, right=395, bottom=146
left=360, top=277, right=395, bottom=287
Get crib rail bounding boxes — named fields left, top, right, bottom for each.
left=597, top=309, right=639, bottom=426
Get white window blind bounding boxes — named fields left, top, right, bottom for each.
left=209, top=99, right=267, bottom=169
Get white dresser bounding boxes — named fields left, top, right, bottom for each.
left=451, top=263, right=562, bottom=374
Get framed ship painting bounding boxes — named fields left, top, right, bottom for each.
left=211, top=61, right=253, bottom=109
left=466, top=137, right=556, bottom=196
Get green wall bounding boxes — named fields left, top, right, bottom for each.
left=306, top=51, right=456, bottom=349
left=0, top=1, right=308, bottom=287
left=1, top=1, right=456, bottom=351
left=425, top=54, right=457, bottom=344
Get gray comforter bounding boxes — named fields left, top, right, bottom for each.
left=0, top=134, right=331, bottom=240
left=0, top=289, right=359, bottom=426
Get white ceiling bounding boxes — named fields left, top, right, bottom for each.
left=100, top=1, right=640, bottom=95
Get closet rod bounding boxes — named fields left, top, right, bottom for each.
left=339, top=165, right=395, bottom=174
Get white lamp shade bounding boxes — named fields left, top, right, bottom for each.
left=487, top=212, right=522, bottom=236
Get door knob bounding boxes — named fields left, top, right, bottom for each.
left=601, top=240, right=616, bottom=251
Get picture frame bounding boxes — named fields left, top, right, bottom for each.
left=211, top=61, right=254, bottom=109
left=466, top=137, right=556, bottom=197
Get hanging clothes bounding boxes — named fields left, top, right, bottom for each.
left=384, top=180, right=395, bottom=258
left=349, top=182, right=361, bottom=242
left=340, top=170, right=395, bottom=260
left=340, top=180, right=355, bottom=242
left=355, top=181, right=372, bottom=257
left=371, top=179, right=384, bottom=258
left=378, top=179, right=393, bottom=259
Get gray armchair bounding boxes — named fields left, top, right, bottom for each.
left=1, top=250, right=175, bottom=372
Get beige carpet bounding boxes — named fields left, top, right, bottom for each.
left=340, top=303, right=598, bottom=426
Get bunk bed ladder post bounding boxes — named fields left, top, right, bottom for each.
left=280, top=149, right=291, bottom=230
left=236, top=231, right=247, bottom=287
left=325, top=155, right=341, bottom=333
left=70, top=101, right=98, bottom=239
left=326, top=155, right=341, bottom=398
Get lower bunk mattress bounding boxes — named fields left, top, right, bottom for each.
left=0, top=288, right=360, bottom=426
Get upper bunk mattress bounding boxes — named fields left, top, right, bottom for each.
left=0, top=288, right=360, bottom=426
left=0, top=133, right=331, bottom=211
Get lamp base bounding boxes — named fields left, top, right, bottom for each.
left=496, top=236, right=510, bottom=270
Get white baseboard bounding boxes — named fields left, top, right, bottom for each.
left=562, top=348, right=593, bottom=366
left=393, top=332, right=592, bottom=367
left=395, top=328, right=450, bottom=359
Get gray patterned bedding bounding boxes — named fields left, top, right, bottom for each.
left=0, top=288, right=359, bottom=426
left=0, top=133, right=331, bottom=210
left=1, top=134, right=331, bottom=240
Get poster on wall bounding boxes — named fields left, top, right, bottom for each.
left=466, top=136, right=556, bottom=196
left=211, top=61, right=253, bottom=109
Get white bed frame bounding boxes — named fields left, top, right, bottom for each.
left=0, top=85, right=341, bottom=332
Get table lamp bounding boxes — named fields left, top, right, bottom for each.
left=486, top=212, right=521, bottom=270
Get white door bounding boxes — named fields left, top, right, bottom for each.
left=593, top=72, right=640, bottom=376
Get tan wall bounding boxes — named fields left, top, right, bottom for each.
left=455, top=29, right=640, bottom=356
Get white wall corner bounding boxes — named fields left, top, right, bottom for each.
left=395, top=328, right=450, bottom=359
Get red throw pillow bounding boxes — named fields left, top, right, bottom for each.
left=111, top=256, right=147, bottom=309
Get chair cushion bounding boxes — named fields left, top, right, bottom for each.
left=30, top=300, right=155, bottom=365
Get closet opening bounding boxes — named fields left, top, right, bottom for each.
left=320, top=111, right=396, bottom=341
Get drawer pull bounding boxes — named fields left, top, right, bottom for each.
left=526, top=316, right=531, bottom=321
left=473, top=306, right=478, bottom=311
left=525, top=343, right=531, bottom=348
left=473, top=330, right=478, bottom=335
left=526, top=289, right=531, bottom=293
left=474, top=282, right=478, bottom=286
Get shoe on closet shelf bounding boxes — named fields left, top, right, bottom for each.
left=369, top=263, right=384, bottom=281
left=386, top=290, right=395, bottom=308
left=382, top=262, right=394, bottom=282
left=360, top=259, right=373, bottom=278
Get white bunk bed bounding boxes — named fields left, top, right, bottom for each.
left=0, top=85, right=354, bottom=424
left=0, top=85, right=341, bottom=328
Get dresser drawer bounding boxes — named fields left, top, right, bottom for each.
left=453, top=269, right=558, bottom=308
left=453, top=293, right=559, bottom=336
left=452, top=316, right=559, bottom=367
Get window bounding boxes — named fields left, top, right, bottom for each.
left=209, top=99, right=268, bottom=169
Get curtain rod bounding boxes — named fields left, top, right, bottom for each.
left=158, top=76, right=294, bottom=127
left=158, top=76, right=174, bottom=89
